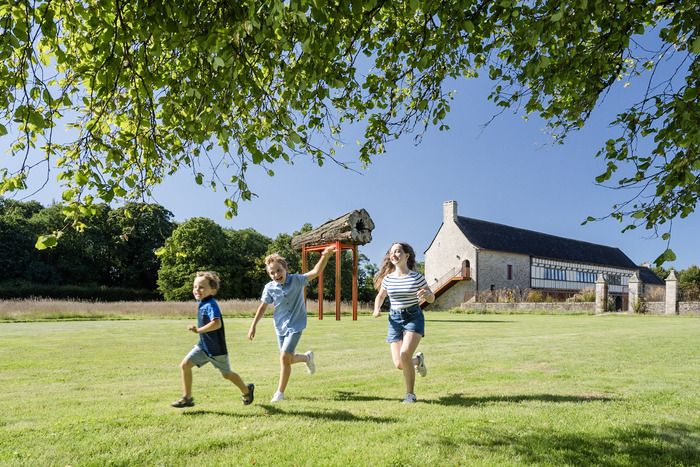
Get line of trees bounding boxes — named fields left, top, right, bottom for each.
left=0, top=199, right=378, bottom=302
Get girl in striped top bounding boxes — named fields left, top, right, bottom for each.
left=373, top=242, right=435, bottom=403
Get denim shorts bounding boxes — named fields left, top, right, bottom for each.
left=386, top=305, right=425, bottom=343
left=184, top=345, right=232, bottom=375
left=277, top=331, right=302, bottom=354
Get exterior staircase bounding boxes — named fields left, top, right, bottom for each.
left=420, top=264, right=470, bottom=309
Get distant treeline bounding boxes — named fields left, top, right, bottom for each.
left=0, top=198, right=378, bottom=302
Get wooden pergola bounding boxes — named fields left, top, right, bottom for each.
left=293, top=209, right=374, bottom=321
left=301, top=241, right=359, bottom=320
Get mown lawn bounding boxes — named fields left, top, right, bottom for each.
left=1, top=313, right=699, bottom=466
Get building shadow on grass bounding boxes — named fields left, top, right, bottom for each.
left=439, top=421, right=700, bottom=466
left=430, top=393, right=616, bottom=407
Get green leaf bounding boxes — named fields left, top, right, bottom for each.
left=654, top=248, right=676, bottom=266
left=550, top=10, right=563, bottom=22
left=692, top=37, right=700, bottom=54
left=35, top=234, right=58, bottom=250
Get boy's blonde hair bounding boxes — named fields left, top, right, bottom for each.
left=195, top=271, right=220, bottom=292
left=264, top=253, right=288, bottom=270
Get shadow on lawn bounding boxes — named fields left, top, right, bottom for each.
left=330, top=390, right=397, bottom=402
left=259, top=405, right=397, bottom=423
left=446, top=421, right=700, bottom=466
left=431, top=393, right=615, bottom=407
left=182, top=406, right=396, bottom=424
left=426, top=319, right=514, bottom=324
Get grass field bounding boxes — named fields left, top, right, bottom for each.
left=1, top=313, right=699, bottom=466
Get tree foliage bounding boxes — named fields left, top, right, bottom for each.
left=678, top=265, right=700, bottom=300
left=2, top=1, right=696, bottom=264
left=0, top=199, right=174, bottom=295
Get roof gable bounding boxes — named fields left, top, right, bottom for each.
left=638, top=266, right=665, bottom=285
left=455, top=216, right=637, bottom=269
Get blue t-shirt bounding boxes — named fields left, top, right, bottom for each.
left=261, top=273, right=310, bottom=336
left=381, top=271, right=429, bottom=309
left=197, top=296, right=227, bottom=357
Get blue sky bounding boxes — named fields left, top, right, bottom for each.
left=8, top=69, right=698, bottom=271
left=147, top=74, right=697, bottom=271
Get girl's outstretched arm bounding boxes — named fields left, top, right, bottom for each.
left=373, top=288, right=387, bottom=317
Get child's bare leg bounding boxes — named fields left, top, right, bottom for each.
left=400, top=332, right=422, bottom=395
left=223, top=371, right=248, bottom=394
left=179, top=359, right=195, bottom=397
left=277, top=352, right=294, bottom=393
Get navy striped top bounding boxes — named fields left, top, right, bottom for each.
left=381, top=271, right=429, bottom=309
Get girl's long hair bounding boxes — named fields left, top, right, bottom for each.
left=373, top=242, right=416, bottom=290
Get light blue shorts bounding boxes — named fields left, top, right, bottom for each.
left=277, top=331, right=302, bottom=354
left=387, top=305, right=425, bottom=343
left=184, top=345, right=232, bottom=375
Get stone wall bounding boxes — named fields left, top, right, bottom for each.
left=460, top=302, right=594, bottom=313
left=626, top=301, right=699, bottom=315
left=429, top=280, right=476, bottom=310
left=476, top=250, right=531, bottom=293
left=679, top=302, right=700, bottom=315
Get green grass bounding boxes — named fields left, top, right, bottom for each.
left=1, top=314, right=699, bottom=466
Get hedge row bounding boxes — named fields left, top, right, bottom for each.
left=0, top=281, right=162, bottom=302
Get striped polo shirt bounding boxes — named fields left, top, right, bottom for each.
left=381, top=271, right=429, bottom=310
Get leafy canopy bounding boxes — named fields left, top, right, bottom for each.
left=1, top=1, right=697, bottom=264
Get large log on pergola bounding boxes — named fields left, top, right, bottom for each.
left=291, top=209, right=375, bottom=249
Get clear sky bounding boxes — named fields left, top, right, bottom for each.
left=9, top=70, right=699, bottom=271
left=153, top=73, right=698, bottom=271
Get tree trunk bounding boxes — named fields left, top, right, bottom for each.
left=291, top=209, right=375, bottom=249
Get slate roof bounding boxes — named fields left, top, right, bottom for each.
left=454, top=216, right=638, bottom=269
left=638, top=266, right=665, bottom=285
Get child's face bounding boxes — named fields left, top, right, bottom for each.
left=389, top=243, right=409, bottom=268
left=193, top=276, right=216, bottom=300
left=266, top=261, right=287, bottom=285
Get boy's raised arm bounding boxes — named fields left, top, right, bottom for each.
left=304, top=245, right=335, bottom=282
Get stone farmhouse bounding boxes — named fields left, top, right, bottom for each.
left=424, top=200, right=664, bottom=310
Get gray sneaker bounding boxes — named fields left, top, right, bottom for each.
left=415, top=352, right=427, bottom=377
left=402, top=393, right=417, bottom=404
left=305, top=350, right=316, bottom=375
left=171, top=396, right=194, bottom=408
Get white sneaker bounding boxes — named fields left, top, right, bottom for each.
left=415, top=352, right=427, bottom=377
left=270, top=391, right=284, bottom=403
left=305, top=351, right=316, bottom=375
left=402, top=393, right=417, bottom=404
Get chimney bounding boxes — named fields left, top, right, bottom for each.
left=443, top=200, right=457, bottom=223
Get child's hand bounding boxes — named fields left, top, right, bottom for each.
left=322, top=245, right=335, bottom=256
left=247, top=325, right=256, bottom=340
left=188, top=324, right=198, bottom=333
left=417, top=288, right=433, bottom=300
left=372, top=309, right=381, bottom=318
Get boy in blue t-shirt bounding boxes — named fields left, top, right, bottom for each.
left=248, top=245, right=334, bottom=402
left=171, top=271, right=254, bottom=408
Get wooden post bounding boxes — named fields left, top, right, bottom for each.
left=335, top=241, right=341, bottom=320
left=317, top=250, right=324, bottom=320
left=302, top=246, right=308, bottom=312
left=352, top=244, right=358, bottom=320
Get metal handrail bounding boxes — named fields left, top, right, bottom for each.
left=430, top=265, right=469, bottom=295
